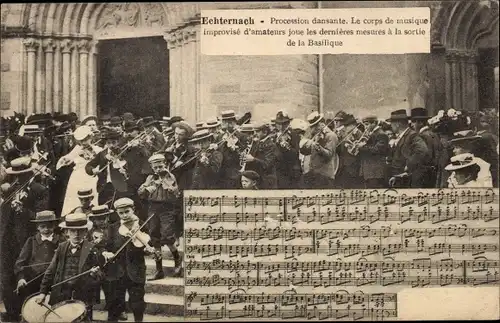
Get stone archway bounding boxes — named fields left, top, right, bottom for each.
left=434, top=0, right=499, bottom=111
left=16, top=3, right=201, bottom=122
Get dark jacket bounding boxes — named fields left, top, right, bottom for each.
left=85, top=148, right=128, bottom=193
left=191, top=151, right=223, bottom=189
left=276, top=130, right=302, bottom=189
left=39, top=240, right=103, bottom=305
left=359, top=127, right=389, bottom=180
left=389, top=128, right=429, bottom=188
left=101, top=223, right=147, bottom=284
left=245, top=136, right=279, bottom=189
left=15, top=233, right=65, bottom=281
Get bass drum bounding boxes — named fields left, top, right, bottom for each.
left=43, top=299, right=88, bottom=323
left=21, top=293, right=49, bottom=323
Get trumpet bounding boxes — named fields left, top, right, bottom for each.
left=346, top=122, right=378, bottom=156
left=239, top=139, right=255, bottom=172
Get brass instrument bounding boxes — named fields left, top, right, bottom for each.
left=347, top=121, right=379, bottom=156
left=240, top=138, right=256, bottom=172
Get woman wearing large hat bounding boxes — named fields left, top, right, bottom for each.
left=57, top=125, right=103, bottom=217
left=445, top=153, right=492, bottom=188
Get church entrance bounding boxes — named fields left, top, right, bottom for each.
left=97, top=36, right=169, bottom=119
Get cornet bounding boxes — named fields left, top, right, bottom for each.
left=239, top=139, right=255, bottom=172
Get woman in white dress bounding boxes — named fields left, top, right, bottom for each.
left=57, top=125, right=103, bottom=216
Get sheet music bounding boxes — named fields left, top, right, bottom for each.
left=184, top=189, right=499, bottom=321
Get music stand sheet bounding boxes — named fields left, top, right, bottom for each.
left=183, top=189, right=499, bottom=321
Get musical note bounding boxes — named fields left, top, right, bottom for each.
left=184, top=189, right=499, bottom=320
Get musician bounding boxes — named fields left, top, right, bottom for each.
left=108, top=116, right=123, bottom=134
left=334, top=113, right=362, bottom=188
left=65, top=188, right=96, bottom=217
left=22, top=124, right=55, bottom=168
left=58, top=125, right=103, bottom=216
left=473, top=117, right=499, bottom=187
left=243, top=122, right=279, bottom=189
left=195, top=122, right=205, bottom=132
left=3, top=135, right=33, bottom=164
left=190, top=129, right=224, bottom=189
left=166, top=121, right=195, bottom=190
left=14, top=211, right=64, bottom=318
left=35, top=213, right=103, bottom=321
left=52, top=121, right=75, bottom=161
left=138, top=154, right=183, bottom=279
left=299, top=112, right=339, bottom=189
left=204, top=117, right=224, bottom=142
left=142, top=116, right=166, bottom=153
left=410, top=108, right=441, bottom=188
left=357, top=116, right=390, bottom=188
left=274, top=111, right=301, bottom=189
left=101, top=198, right=153, bottom=322
left=218, top=113, right=246, bottom=189
left=85, top=128, right=129, bottom=206
left=240, top=170, right=260, bottom=189
left=81, top=115, right=99, bottom=137
left=387, top=109, right=429, bottom=188
left=161, top=126, right=175, bottom=150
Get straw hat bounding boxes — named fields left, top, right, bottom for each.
left=59, top=212, right=92, bottom=230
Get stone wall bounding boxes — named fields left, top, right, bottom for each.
left=0, top=38, right=23, bottom=117
left=201, top=55, right=318, bottom=121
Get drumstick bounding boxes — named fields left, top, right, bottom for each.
left=38, top=302, right=63, bottom=319
left=14, top=271, right=46, bottom=294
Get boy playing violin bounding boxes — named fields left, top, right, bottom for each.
left=99, top=198, right=156, bottom=322
left=138, top=154, right=183, bottom=279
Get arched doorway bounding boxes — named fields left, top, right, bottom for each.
left=97, top=36, right=169, bottom=119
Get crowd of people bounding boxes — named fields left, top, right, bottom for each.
left=0, top=106, right=498, bottom=322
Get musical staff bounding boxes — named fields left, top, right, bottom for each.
left=184, top=189, right=500, bottom=321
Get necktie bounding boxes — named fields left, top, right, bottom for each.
left=41, top=235, right=53, bottom=242
left=70, top=244, right=81, bottom=254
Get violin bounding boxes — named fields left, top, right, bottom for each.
left=78, top=145, right=96, bottom=161
left=117, top=220, right=161, bottom=260
left=118, top=221, right=152, bottom=248
left=105, top=151, right=128, bottom=179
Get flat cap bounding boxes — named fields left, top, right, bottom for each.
left=114, top=197, right=135, bottom=209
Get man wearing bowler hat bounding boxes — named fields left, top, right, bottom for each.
left=410, top=107, right=442, bottom=187
left=387, top=109, right=429, bottom=188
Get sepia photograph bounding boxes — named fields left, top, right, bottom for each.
left=0, top=1, right=498, bottom=322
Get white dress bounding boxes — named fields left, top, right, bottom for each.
left=57, top=144, right=103, bottom=216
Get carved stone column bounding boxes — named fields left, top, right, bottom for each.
left=164, top=25, right=200, bottom=125
left=43, top=39, right=56, bottom=113
left=78, top=39, right=91, bottom=118
left=445, top=49, right=479, bottom=112
left=61, top=39, right=73, bottom=114
left=88, top=41, right=98, bottom=117
left=23, top=38, right=39, bottom=116
left=36, top=39, right=45, bottom=113
left=71, top=43, right=80, bottom=115
left=445, top=50, right=460, bottom=109
left=53, top=40, right=62, bottom=113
